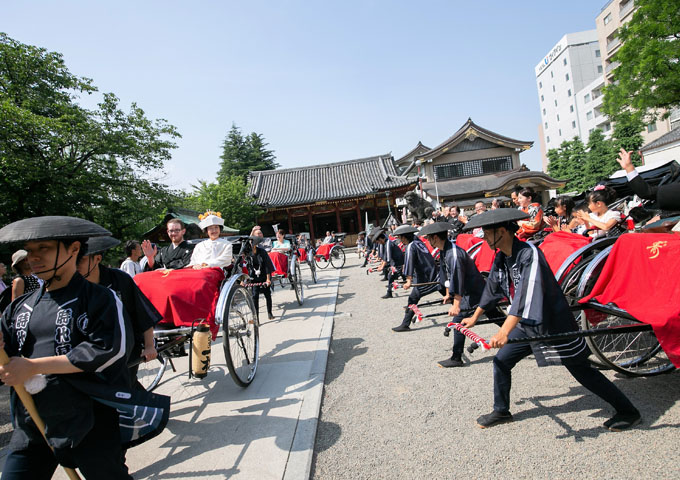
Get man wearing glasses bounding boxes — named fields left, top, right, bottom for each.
left=141, top=219, right=195, bottom=270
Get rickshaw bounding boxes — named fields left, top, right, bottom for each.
left=315, top=232, right=346, bottom=269
left=134, top=236, right=260, bottom=391
left=297, top=232, right=317, bottom=284
left=269, top=234, right=304, bottom=305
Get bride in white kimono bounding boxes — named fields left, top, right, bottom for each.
left=187, top=211, right=233, bottom=268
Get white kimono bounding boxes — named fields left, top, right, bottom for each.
left=188, top=238, right=233, bottom=268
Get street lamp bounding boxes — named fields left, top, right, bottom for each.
left=415, top=159, right=424, bottom=199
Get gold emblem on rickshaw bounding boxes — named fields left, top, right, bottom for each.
left=161, top=269, right=172, bottom=277
left=646, top=241, right=667, bottom=259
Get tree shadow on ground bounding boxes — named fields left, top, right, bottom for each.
left=325, top=338, right=368, bottom=385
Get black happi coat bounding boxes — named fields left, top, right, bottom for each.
left=99, top=265, right=162, bottom=351
left=1, top=273, right=133, bottom=450
left=403, top=237, right=438, bottom=285
left=148, top=240, right=195, bottom=270
left=479, top=238, right=590, bottom=366
left=385, top=238, right=405, bottom=268
left=440, top=240, right=485, bottom=311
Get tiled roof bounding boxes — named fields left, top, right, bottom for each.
left=395, top=141, right=431, bottom=165
left=421, top=167, right=564, bottom=199
left=641, top=127, right=680, bottom=152
left=416, top=118, right=533, bottom=161
left=247, top=154, right=416, bottom=207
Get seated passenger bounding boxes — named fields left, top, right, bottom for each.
left=546, top=196, right=579, bottom=233
left=188, top=211, right=233, bottom=269
left=575, top=185, right=620, bottom=238
left=516, top=187, right=545, bottom=240
left=322, top=231, right=334, bottom=244
left=272, top=229, right=291, bottom=252
left=142, top=218, right=195, bottom=270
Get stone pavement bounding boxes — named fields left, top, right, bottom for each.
left=0, top=262, right=340, bottom=480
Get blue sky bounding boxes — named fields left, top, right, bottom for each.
left=3, top=1, right=605, bottom=191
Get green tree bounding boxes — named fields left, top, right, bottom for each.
left=0, top=33, right=180, bottom=240
left=184, top=176, right=261, bottom=232
left=547, top=137, right=587, bottom=193
left=602, top=0, right=680, bottom=122
left=217, top=124, right=278, bottom=183
left=610, top=112, right=644, bottom=166
left=583, top=129, right=616, bottom=189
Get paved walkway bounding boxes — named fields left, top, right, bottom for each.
left=1, top=262, right=339, bottom=480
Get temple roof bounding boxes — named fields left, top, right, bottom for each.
left=421, top=167, right=564, bottom=199
left=641, top=127, right=680, bottom=152
left=416, top=118, right=533, bottom=162
left=247, top=154, right=416, bottom=207
left=395, top=141, right=431, bottom=165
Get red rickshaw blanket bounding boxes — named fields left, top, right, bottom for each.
left=539, top=231, right=592, bottom=275
left=455, top=234, right=495, bottom=273
left=315, top=243, right=333, bottom=260
left=579, top=233, right=680, bottom=367
left=269, top=251, right=289, bottom=276
left=134, top=267, right=224, bottom=339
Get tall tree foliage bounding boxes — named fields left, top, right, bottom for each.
left=602, top=0, right=680, bottom=122
left=0, top=33, right=181, bottom=240
left=217, top=124, right=278, bottom=183
left=547, top=137, right=587, bottom=193
left=184, top=176, right=261, bottom=232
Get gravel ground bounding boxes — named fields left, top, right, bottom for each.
left=312, top=254, right=680, bottom=479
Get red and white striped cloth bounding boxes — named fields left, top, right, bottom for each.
left=446, top=322, right=491, bottom=350
left=408, top=304, right=424, bottom=322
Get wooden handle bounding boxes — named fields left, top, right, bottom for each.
left=0, top=349, right=82, bottom=480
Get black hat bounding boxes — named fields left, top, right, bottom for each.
left=85, top=236, right=121, bottom=256
left=369, top=228, right=386, bottom=242
left=0, top=216, right=111, bottom=244
left=393, top=225, right=419, bottom=236
left=418, top=222, right=453, bottom=236
left=462, top=209, right=529, bottom=231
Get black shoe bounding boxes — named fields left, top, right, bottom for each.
left=477, top=411, right=513, bottom=428
left=604, top=410, right=641, bottom=431
left=438, top=357, right=464, bottom=368
left=381, top=293, right=393, bottom=299
left=268, top=313, right=275, bottom=320
left=392, top=324, right=411, bottom=332
left=443, top=327, right=451, bottom=337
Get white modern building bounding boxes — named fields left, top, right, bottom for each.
left=575, top=76, right=611, bottom=140
left=535, top=30, right=603, bottom=170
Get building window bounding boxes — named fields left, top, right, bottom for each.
left=563, top=58, right=567, bottom=66
left=572, top=120, right=576, bottom=128
left=557, top=114, right=560, bottom=121
left=434, top=156, right=513, bottom=180
left=597, top=65, right=603, bottom=74
left=547, top=136, right=550, bottom=143
left=542, top=108, right=546, bottom=115
left=587, top=111, right=593, bottom=120
left=554, top=100, right=558, bottom=106
left=550, top=71, right=554, bottom=78
left=603, top=123, right=612, bottom=132
left=552, top=85, right=556, bottom=92
left=541, top=95, right=544, bottom=102
left=604, top=13, right=611, bottom=25
left=647, top=123, right=658, bottom=133
left=565, top=73, right=570, bottom=81
left=595, top=49, right=601, bottom=58
left=584, top=93, right=591, bottom=103
left=559, top=129, right=562, bottom=136
left=568, top=89, right=572, bottom=97
left=570, top=105, right=574, bottom=113
left=539, top=81, right=542, bottom=89
left=545, top=122, right=548, bottom=129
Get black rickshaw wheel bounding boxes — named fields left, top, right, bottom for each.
left=294, top=262, right=304, bottom=305
left=315, top=253, right=330, bottom=269
left=330, top=246, right=346, bottom=269
left=137, top=354, right=168, bottom=392
left=223, top=285, right=259, bottom=387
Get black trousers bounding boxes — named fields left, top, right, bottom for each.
left=2, top=403, right=131, bottom=480
left=492, top=327, right=637, bottom=415
left=400, top=284, right=444, bottom=326
left=252, top=284, right=273, bottom=319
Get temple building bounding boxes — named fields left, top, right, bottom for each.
left=247, top=154, right=415, bottom=245
left=403, top=118, right=565, bottom=207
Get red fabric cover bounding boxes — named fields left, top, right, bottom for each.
left=579, top=233, right=680, bottom=367
left=421, top=237, right=435, bottom=254
left=315, top=243, right=333, bottom=260
left=298, top=248, right=306, bottom=259
left=539, top=231, right=592, bottom=275
left=269, top=251, right=289, bottom=276
left=456, top=234, right=495, bottom=273
left=134, top=268, right=224, bottom=339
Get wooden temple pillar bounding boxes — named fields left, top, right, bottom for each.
left=307, top=208, right=315, bottom=243
left=355, top=203, right=363, bottom=232
left=335, top=204, right=341, bottom=233
left=287, top=210, right=293, bottom=234
left=372, top=198, right=379, bottom=227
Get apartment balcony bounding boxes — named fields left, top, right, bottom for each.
left=619, top=1, right=635, bottom=21
left=606, top=61, right=620, bottom=74
left=607, top=36, right=621, bottom=53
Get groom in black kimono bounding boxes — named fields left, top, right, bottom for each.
left=141, top=218, right=194, bottom=270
